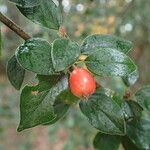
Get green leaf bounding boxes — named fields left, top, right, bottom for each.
left=127, top=119, right=150, bottom=150
left=44, top=89, right=78, bottom=125
left=122, top=101, right=143, bottom=122
left=122, top=136, right=139, bottom=150
left=36, top=74, right=61, bottom=91
left=93, top=132, right=121, bottom=150
left=79, top=88, right=126, bottom=135
left=56, top=89, right=79, bottom=105
left=51, top=39, right=81, bottom=72
left=7, top=55, right=25, bottom=90
left=16, top=38, right=55, bottom=75
left=17, top=75, right=68, bottom=132
left=9, top=0, right=40, bottom=7
left=122, top=69, right=139, bottom=87
left=85, top=48, right=136, bottom=77
left=81, top=34, right=133, bottom=55
left=17, top=0, right=62, bottom=30
left=135, top=85, right=150, bottom=111
left=44, top=99, right=69, bottom=125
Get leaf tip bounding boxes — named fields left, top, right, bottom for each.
left=17, top=124, right=23, bottom=132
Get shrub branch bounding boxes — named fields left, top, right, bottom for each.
left=0, top=12, right=31, bottom=40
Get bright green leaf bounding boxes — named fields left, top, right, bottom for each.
left=17, top=0, right=62, bottom=30
left=17, top=76, right=68, bottom=132
left=81, top=34, right=133, bottom=55
left=16, top=38, right=55, bottom=75
left=51, top=39, right=80, bottom=72
left=79, top=88, right=126, bottom=135
left=85, top=48, right=136, bottom=77
left=9, top=0, right=40, bottom=7
left=93, top=132, right=121, bottom=150
left=7, top=55, right=25, bottom=90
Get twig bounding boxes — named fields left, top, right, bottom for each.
left=0, top=12, right=31, bottom=40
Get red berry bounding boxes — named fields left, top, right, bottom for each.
left=69, top=67, right=96, bottom=98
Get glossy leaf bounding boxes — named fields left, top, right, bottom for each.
left=51, top=39, right=80, bottom=72
left=85, top=48, right=136, bottom=77
left=17, top=0, right=62, bottom=30
left=17, top=76, right=68, bottom=132
left=127, top=119, right=150, bottom=150
left=81, top=34, right=133, bottom=55
left=9, top=0, right=40, bottom=7
left=122, top=69, right=139, bottom=87
left=16, top=38, right=55, bottom=75
left=7, top=55, right=25, bottom=90
left=79, top=88, right=126, bottom=135
left=135, top=85, right=150, bottom=111
left=93, top=132, right=121, bottom=150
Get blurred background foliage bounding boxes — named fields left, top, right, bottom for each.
left=0, top=0, right=150, bottom=149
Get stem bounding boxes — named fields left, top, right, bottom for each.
left=0, top=12, right=31, bottom=40
left=59, top=25, right=68, bottom=38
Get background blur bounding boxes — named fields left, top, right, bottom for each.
left=0, top=0, right=150, bottom=149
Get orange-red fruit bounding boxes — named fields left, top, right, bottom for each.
left=69, top=67, right=96, bottom=98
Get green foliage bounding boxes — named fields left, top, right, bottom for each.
left=16, top=0, right=62, bottom=30
left=81, top=34, right=133, bottom=55
left=85, top=48, right=136, bottom=77
left=9, top=0, right=40, bottom=7
left=18, top=75, right=69, bottom=131
left=2, top=0, right=150, bottom=149
left=122, top=136, right=139, bottom=150
left=125, top=86, right=150, bottom=149
left=52, top=38, right=80, bottom=72
left=127, top=119, right=150, bottom=150
left=16, top=38, right=55, bottom=75
left=135, top=86, right=150, bottom=112
left=122, top=69, right=139, bottom=87
left=93, top=132, right=121, bottom=150
left=7, top=55, right=25, bottom=90
left=79, top=88, right=126, bottom=135
left=122, top=101, right=143, bottom=122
